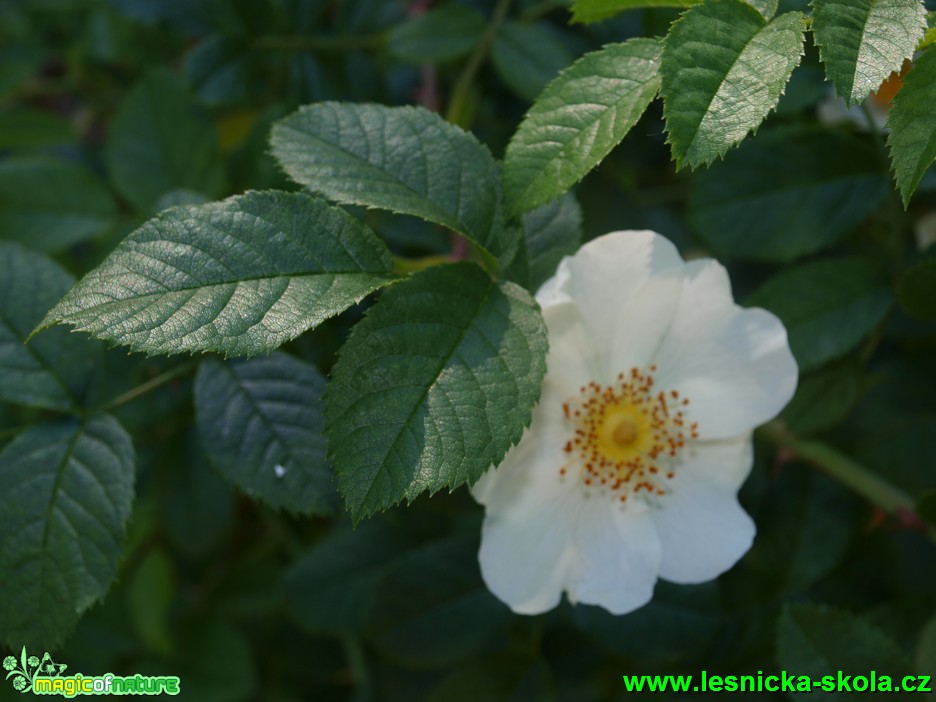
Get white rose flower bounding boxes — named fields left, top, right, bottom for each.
left=472, top=230, right=798, bottom=616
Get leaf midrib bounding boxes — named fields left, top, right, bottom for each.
left=38, top=422, right=84, bottom=636
left=682, top=10, right=774, bottom=154
left=850, top=0, right=882, bottom=103
left=218, top=360, right=303, bottom=479
left=0, top=310, right=78, bottom=411
left=52, top=269, right=393, bottom=322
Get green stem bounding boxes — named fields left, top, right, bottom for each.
left=445, top=0, right=512, bottom=125
left=95, top=361, right=197, bottom=414
left=341, top=634, right=371, bottom=697
left=760, top=422, right=936, bottom=544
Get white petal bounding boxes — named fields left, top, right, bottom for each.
left=539, top=302, right=597, bottom=398
left=556, top=231, right=684, bottom=308
left=538, top=231, right=684, bottom=384
left=536, top=255, right=573, bottom=307
left=474, top=383, right=663, bottom=615
left=567, top=502, right=661, bottom=615
left=477, top=487, right=577, bottom=615
left=470, top=388, right=568, bottom=509
left=653, top=437, right=756, bottom=584
left=601, top=270, right=682, bottom=382
left=477, top=481, right=662, bottom=615
left=472, top=380, right=580, bottom=615
left=653, top=260, right=798, bottom=439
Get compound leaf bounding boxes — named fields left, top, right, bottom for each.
left=0, top=416, right=135, bottom=647
left=811, top=0, right=926, bottom=106
left=504, top=38, right=662, bottom=216
left=324, top=263, right=548, bottom=520
left=39, top=191, right=395, bottom=357
left=661, top=0, right=804, bottom=168
left=271, top=103, right=508, bottom=261
left=194, top=352, right=335, bottom=515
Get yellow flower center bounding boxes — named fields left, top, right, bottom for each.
left=559, top=366, right=699, bottom=503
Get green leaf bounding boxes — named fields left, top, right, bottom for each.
left=0, top=415, right=135, bottom=647
left=366, top=536, right=512, bottom=667
left=324, top=262, right=548, bottom=520
left=39, top=191, right=396, bottom=357
left=811, top=0, right=926, bottom=106
left=661, top=0, right=805, bottom=168
left=747, top=0, right=779, bottom=17
left=184, top=36, right=256, bottom=107
left=387, top=5, right=485, bottom=64
left=503, top=192, right=583, bottom=292
left=283, top=521, right=407, bottom=635
left=425, top=657, right=556, bottom=702
left=747, top=466, right=858, bottom=593
left=194, top=352, right=335, bottom=515
left=0, top=43, right=42, bottom=101
left=572, top=0, right=700, bottom=24
left=856, top=415, right=936, bottom=497
left=503, top=38, right=662, bottom=216
left=688, top=127, right=889, bottom=261
left=271, top=103, right=508, bottom=261
left=897, top=259, right=936, bottom=319
left=0, top=109, right=77, bottom=149
left=747, top=257, right=893, bottom=371
left=0, top=242, right=101, bottom=412
left=0, top=157, right=117, bottom=251
left=782, top=362, right=865, bottom=435
left=922, top=11, right=936, bottom=50
left=917, top=491, right=936, bottom=526
left=916, top=617, right=936, bottom=702
left=491, top=21, right=574, bottom=102
left=574, top=582, right=721, bottom=659
left=777, top=605, right=916, bottom=701
left=175, top=619, right=258, bottom=702
left=162, top=443, right=234, bottom=561
left=583, top=0, right=778, bottom=17
left=125, top=549, right=174, bottom=656
left=888, top=50, right=936, bottom=206
left=105, top=70, right=226, bottom=211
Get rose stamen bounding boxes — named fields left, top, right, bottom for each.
left=559, top=366, right=699, bottom=502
